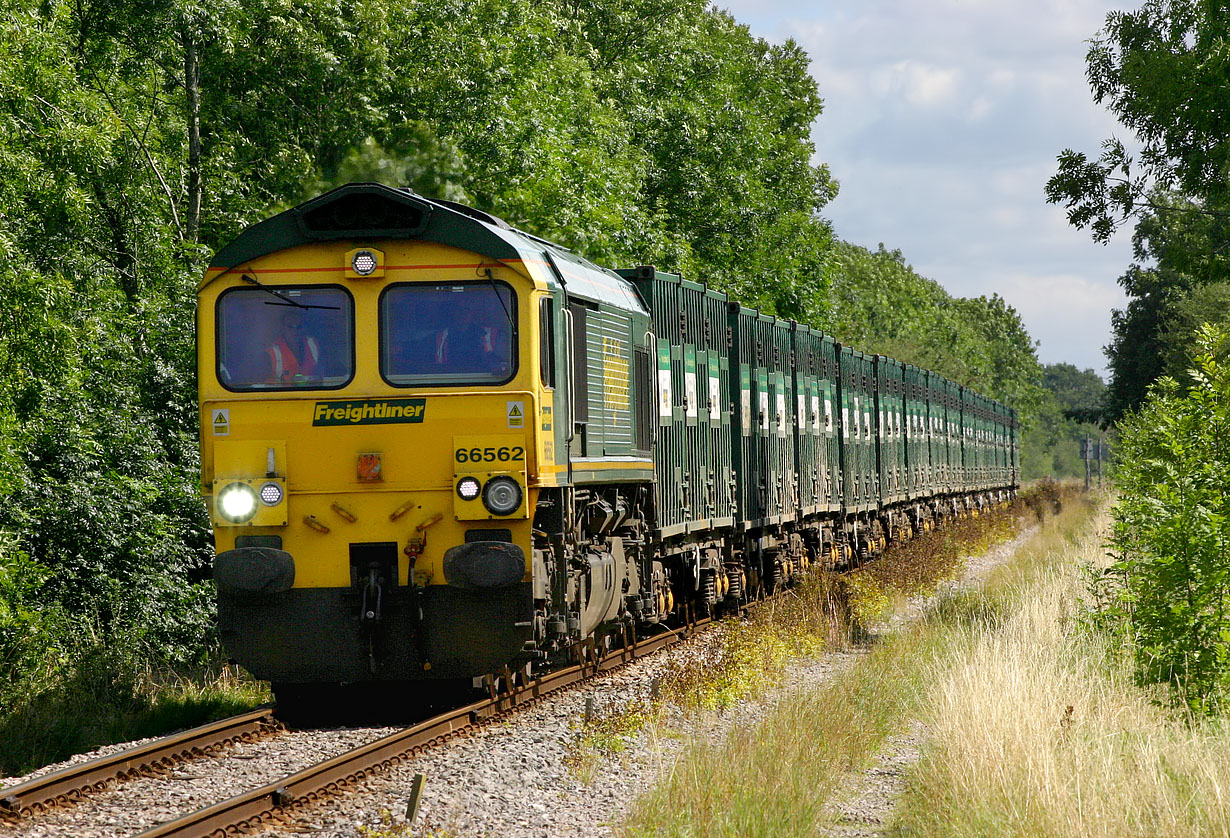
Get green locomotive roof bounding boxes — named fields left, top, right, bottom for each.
left=205, top=182, right=646, bottom=313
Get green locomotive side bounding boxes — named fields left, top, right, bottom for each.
left=546, top=248, right=654, bottom=478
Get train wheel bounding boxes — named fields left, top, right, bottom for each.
left=700, top=572, right=717, bottom=614
left=763, top=561, right=780, bottom=596
left=725, top=566, right=744, bottom=603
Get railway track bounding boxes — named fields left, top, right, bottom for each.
left=0, top=619, right=698, bottom=837
left=135, top=621, right=696, bottom=837
left=0, top=708, right=280, bottom=821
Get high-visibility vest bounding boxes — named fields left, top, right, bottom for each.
left=267, top=336, right=319, bottom=383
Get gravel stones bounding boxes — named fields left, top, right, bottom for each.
left=275, top=640, right=733, bottom=837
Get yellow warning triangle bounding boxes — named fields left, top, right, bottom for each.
left=214, top=414, right=227, bottom=426
left=509, top=405, right=522, bottom=417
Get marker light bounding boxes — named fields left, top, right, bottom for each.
left=217, top=482, right=259, bottom=523
left=351, top=250, right=378, bottom=276
left=482, top=476, right=523, bottom=516
left=456, top=476, right=481, bottom=501
left=258, top=482, right=284, bottom=506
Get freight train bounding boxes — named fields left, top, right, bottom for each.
left=198, top=183, right=1018, bottom=701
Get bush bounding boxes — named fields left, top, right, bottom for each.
left=1097, top=325, right=1230, bottom=714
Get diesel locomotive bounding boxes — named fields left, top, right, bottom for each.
left=198, top=183, right=1019, bottom=699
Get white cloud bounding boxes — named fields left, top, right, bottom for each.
left=968, top=95, right=994, bottom=122
left=881, top=61, right=962, bottom=107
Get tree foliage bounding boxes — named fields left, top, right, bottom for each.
left=1097, top=326, right=1230, bottom=714
left=824, top=242, right=1046, bottom=417
left=1033, top=363, right=1107, bottom=479
left=1097, top=188, right=1230, bottom=418
left=1159, top=282, right=1230, bottom=380
left=1046, top=0, right=1230, bottom=243
left=1043, top=363, right=1106, bottom=421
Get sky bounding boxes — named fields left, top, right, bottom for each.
left=717, top=0, right=1143, bottom=378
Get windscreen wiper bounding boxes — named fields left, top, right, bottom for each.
left=242, top=274, right=341, bottom=310
left=480, top=267, right=514, bottom=326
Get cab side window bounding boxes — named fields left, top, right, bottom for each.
left=539, top=297, right=555, bottom=388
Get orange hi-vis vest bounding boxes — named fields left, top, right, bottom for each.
left=267, top=336, right=319, bottom=383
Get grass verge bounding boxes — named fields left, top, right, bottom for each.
left=565, top=571, right=848, bottom=783
left=0, top=648, right=268, bottom=778
left=618, top=490, right=1093, bottom=837
left=898, top=501, right=1230, bottom=837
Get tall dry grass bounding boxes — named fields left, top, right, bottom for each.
left=900, top=503, right=1230, bottom=836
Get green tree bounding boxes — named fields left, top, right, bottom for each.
left=1043, top=362, right=1106, bottom=423
left=1030, top=364, right=1107, bottom=479
left=1045, top=0, right=1230, bottom=243
left=1099, top=325, right=1230, bottom=713
left=373, top=0, right=838, bottom=321
left=1159, top=282, right=1230, bottom=381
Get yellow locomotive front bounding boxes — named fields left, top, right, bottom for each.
left=198, top=185, right=557, bottom=688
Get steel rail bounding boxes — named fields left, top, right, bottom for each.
left=0, top=708, right=279, bottom=821
left=137, top=621, right=699, bottom=838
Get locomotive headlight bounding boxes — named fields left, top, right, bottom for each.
left=456, top=476, right=481, bottom=501
left=351, top=249, right=378, bottom=276
left=482, top=476, right=523, bottom=516
left=258, top=481, right=284, bottom=506
left=217, top=482, right=259, bottom=523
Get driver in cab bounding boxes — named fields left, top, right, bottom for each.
left=266, top=309, right=320, bottom=385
